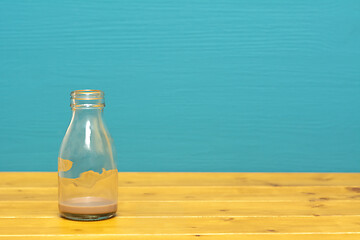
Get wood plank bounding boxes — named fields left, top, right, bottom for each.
left=0, top=201, right=359, bottom=218
left=0, top=173, right=359, bottom=188
left=1, top=173, right=358, bottom=239
left=1, top=186, right=359, bottom=202
left=1, top=234, right=360, bottom=240
left=0, top=216, right=359, bottom=235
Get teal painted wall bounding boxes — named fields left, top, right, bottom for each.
left=0, top=0, right=359, bottom=172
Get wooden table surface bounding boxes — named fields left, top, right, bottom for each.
left=0, top=172, right=359, bottom=239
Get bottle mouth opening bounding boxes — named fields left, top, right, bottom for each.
left=71, top=89, right=105, bottom=109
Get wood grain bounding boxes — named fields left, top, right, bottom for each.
left=0, top=216, right=359, bottom=235
left=1, top=235, right=360, bottom=240
left=0, top=172, right=359, bottom=239
left=1, top=172, right=359, bottom=187
left=0, top=201, right=359, bottom=218
left=1, top=186, right=359, bottom=202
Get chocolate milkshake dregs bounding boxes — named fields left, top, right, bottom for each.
left=58, top=90, right=118, bottom=221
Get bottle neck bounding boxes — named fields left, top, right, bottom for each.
left=72, top=108, right=103, bottom=121
left=69, top=90, right=106, bottom=127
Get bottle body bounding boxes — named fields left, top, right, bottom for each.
left=58, top=90, right=118, bottom=221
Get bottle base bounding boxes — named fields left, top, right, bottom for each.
left=60, top=211, right=116, bottom=221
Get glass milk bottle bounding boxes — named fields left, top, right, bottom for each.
left=58, top=90, right=118, bottom=221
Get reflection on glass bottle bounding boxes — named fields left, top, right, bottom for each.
left=58, top=90, right=118, bottom=221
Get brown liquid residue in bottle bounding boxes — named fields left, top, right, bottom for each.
left=59, top=197, right=117, bottom=215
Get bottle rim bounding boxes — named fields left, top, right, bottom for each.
left=71, top=89, right=104, bottom=100
left=70, top=89, right=105, bottom=109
